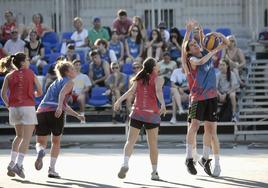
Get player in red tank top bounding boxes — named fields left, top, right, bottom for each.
left=114, top=57, right=166, bottom=180
left=1, top=53, right=42, bottom=178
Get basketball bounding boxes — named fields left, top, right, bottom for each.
left=203, top=33, right=220, bottom=51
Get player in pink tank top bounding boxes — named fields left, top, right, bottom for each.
left=114, top=57, right=166, bottom=180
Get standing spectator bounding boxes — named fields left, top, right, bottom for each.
left=71, top=60, right=92, bottom=123
left=94, top=39, right=117, bottom=64
left=105, top=62, right=127, bottom=123
left=217, top=59, right=240, bottom=122
left=158, top=51, right=177, bottom=85
left=167, top=27, right=183, bottom=62
left=109, top=30, right=124, bottom=65
left=28, top=13, right=52, bottom=38
left=88, top=17, right=110, bottom=47
left=125, top=25, right=144, bottom=63
left=24, top=30, right=47, bottom=72
left=89, top=50, right=110, bottom=87
left=0, top=11, right=16, bottom=45
left=146, top=29, right=163, bottom=61
left=3, top=28, right=25, bottom=55
left=132, top=16, right=147, bottom=41
left=157, top=21, right=170, bottom=43
left=65, top=43, right=80, bottom=62
left=112, top=9, right=132, bottom=41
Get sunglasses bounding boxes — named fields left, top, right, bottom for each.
left=112, top=67, right=119, bottom=70
left=11, top=31, right=18, bottom=34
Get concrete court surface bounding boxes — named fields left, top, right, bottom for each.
left=0, top=146, right=268, bottom=188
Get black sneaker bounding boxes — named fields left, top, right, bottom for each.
left=198, top=157, right=212, bottom=176
left=185, top=158, right=197, bottom=175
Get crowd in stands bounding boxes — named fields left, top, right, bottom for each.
left=0, top=9, right=247, bottom=123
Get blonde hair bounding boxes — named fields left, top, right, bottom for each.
left=54, top=60, right=73, bottom=79
left=73, top=17, right=83, bottom=24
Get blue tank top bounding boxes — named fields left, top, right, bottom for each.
left=92, top=61, right=105, bottom=81
left=100, top=50, right=111, bottom=63
left=126, top=37, right=140, bottom=58
left=37, top=77, right=70, bottom=113
left=109, top=41, right=122, bottom=59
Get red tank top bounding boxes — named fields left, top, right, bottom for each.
left=8, top=68, right=35, bottom=107
left=130, top=72, right=160, bottom=124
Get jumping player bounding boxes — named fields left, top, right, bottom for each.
left=34, top=61, right=85, bottom=178
left=114, top=57, right=166, bottom=180
left=1, top=53, right=42, bottom=179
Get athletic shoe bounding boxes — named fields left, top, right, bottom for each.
left=11, top=164, right=25, bottom=179
left=118, top=166, right=129, bottom=179
left=178, top=108, right=185, bottom=114
left=170, top=117, right=176, bottom=124
left=198, top=157, right=212, bottom=176
left=80, top=120, right=86, bottom=124
left=212, top=165, right=221, bottom=177
left=35, top=149, right=45, bottom=170
left=151, top=171, right=160, bottom=180
left=7, top=161, right=15, bottom=177
left=48, top=167, right=60, bottom=178
left=232, top=114, right=238, bottom=122
left=185, top=158, right=197, bottom=175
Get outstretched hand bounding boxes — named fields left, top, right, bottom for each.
left=186, top=19, right=198, bottom=32
left=114, top=101, right=121, bottom=112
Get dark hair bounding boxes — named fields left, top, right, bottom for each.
left=221, top=59, right=231, bottom=83
left=10, top=53, right=26, bottom=69
left=90, top=49, right=100, bottom=57
left=118, top=9, right=127, bottom=17
left=32, top=13, right=43, bottom=23
left=29, top=29, right=39, bottom=40
left=133, top=57, right=156, bottom=85
left=72, top=59, right=81, bottom=65
left=170, top=27, right=183, bottom=45
left=128, top=24, right=142, bottom=44
left=5, top=10, right=13, bottom=16
left=149, top=29, right=162, bottom=43
left=94, top=39, right=108, bottom=49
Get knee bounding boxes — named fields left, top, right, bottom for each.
left=229, top=92, right=236, bottom=99
left=189, top=124, right=199, bottom=134
left=52, top=137, right=61, bottom=146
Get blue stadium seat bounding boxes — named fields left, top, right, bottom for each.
left=48, top=53, right=62, bottom=64
left=42, top=32, right=60, bottom=52
left=179, top=29, right=186, bottom=37
left=42, top=64, right=52, bottom=76
left=122, top=63, right=133, bottom=76
left=29, top=64, right=38, bottom=75
left=76, top=50, right=86, bottom=64
left=163, top=85, right=172, bottom=105
left=216, top=27, right=232, bottom=36
left=61, top=32, right=73, bottom=41
left=203, top=28, right=212, bottom=35
left=81, top=63, right=89, bottom=75
left=88, top=86, right=109, bottom=106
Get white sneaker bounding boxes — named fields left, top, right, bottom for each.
left=48, top=167, right=60, bottom=178
left=170, top=117, right=176, bottom=124
left=151, top=171, right=160, bottom=180
left=212, top=165, right=221, bottom=177
left=118, top=166, right=129, bottom=179
left=80, top=120, right=86, bottom=124
left=178, top=108, right=185, bottom=114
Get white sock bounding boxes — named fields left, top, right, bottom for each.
left=16, top=153, right=25, bottom=167
left=186, top=144, right=193, bottom=159
left=50, top=157, right=57, bottom=169
left=81, top=112, right=85, bottom=116
left=123, top=156, right=129, bottom=167
left=214, top=154, right=220, bottom=166
left=10, top=151, right=18, bottom=163
left=152, top=164, right=157, bottom=172
left=203, top=145, right=210, bottom=159
left=36, top=143, right=45, bottom=153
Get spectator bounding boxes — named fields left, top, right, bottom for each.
left=94, top=39, right=117, bottom=64
left=71, top=59, right=92, bottom=123
left=105, top=62, right=127, bottom=123
left=0, top=43, right=7, bottom=59
left=88, top=17, right=110, bottom=47
left=0, top=11, right=16, bottom=45
left=158, top=51, right=177, bottom=85
left=157, top=21, right=170, bottom=43
left=65, top=43, right=80, bottom=62
left=24, top=29, right=47, bottom=72
left=28, top=13, right=52, bottom=38
left=146, top=29, right=163, bottom=61
left=225, top=35, right=246, bottom=86
left=217, top=59, right=240, bottom=122
left=109, top=30, right=124, bottom=65
left=169, top=64, right=188, bottom=124
left=112, top=9, right=132, bottom=40
left=132, top=16, right=147, bottom=41
left=89, top=50, right=110, bottom=87
left=167, top=27, right=183, bottom=62
left=125, top=24, right=143, bottom=63
left=3, top=28, right=25, bottom=55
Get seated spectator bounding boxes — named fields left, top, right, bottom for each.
left=225, top=35, right=246, bottom=86
left=146, top=29, right=163, bottom=61
left=3, top=28, right=25, bottom=55
left=24, top=29, right=47, bottom=73
left=132, top=16, right=147, bottom=41
left=0, top=11, right=16, bottom=45
left=126, top=61, right=142, bottom=114
left=112, top=9, right=132, bottom=41
left=167, top=27, right=183, bottom=62
left=28, top=13, right=52, bottom=38
left=71, top=59, right=92, bottom=123
left=105, top=62, right=127, bottom=123
left=217, top=59, right=240, bottom=122
left=0, top=43, right=7, bottom=59
left=169, top=65, right=188, bottom=124
left=125, top=24, right=144, bottom=63
left=88, top=17, right=110, bottom=47
left=158, top=51, right=177, bottom=85
left=65, top=43, right=80, bottom=62
left=89, top=50, right=110, bottom=87
left=94, top=39, right=117, bottom=64
left=157, top=21, right=170, bottom=43
left=109, top=30, right=124, bottom=65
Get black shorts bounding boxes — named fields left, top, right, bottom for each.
left=35, top=111, right=65, bottom=136
left=188, top=97, right=218, bottom=123
left=129, top=118, right=160, bottom=130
